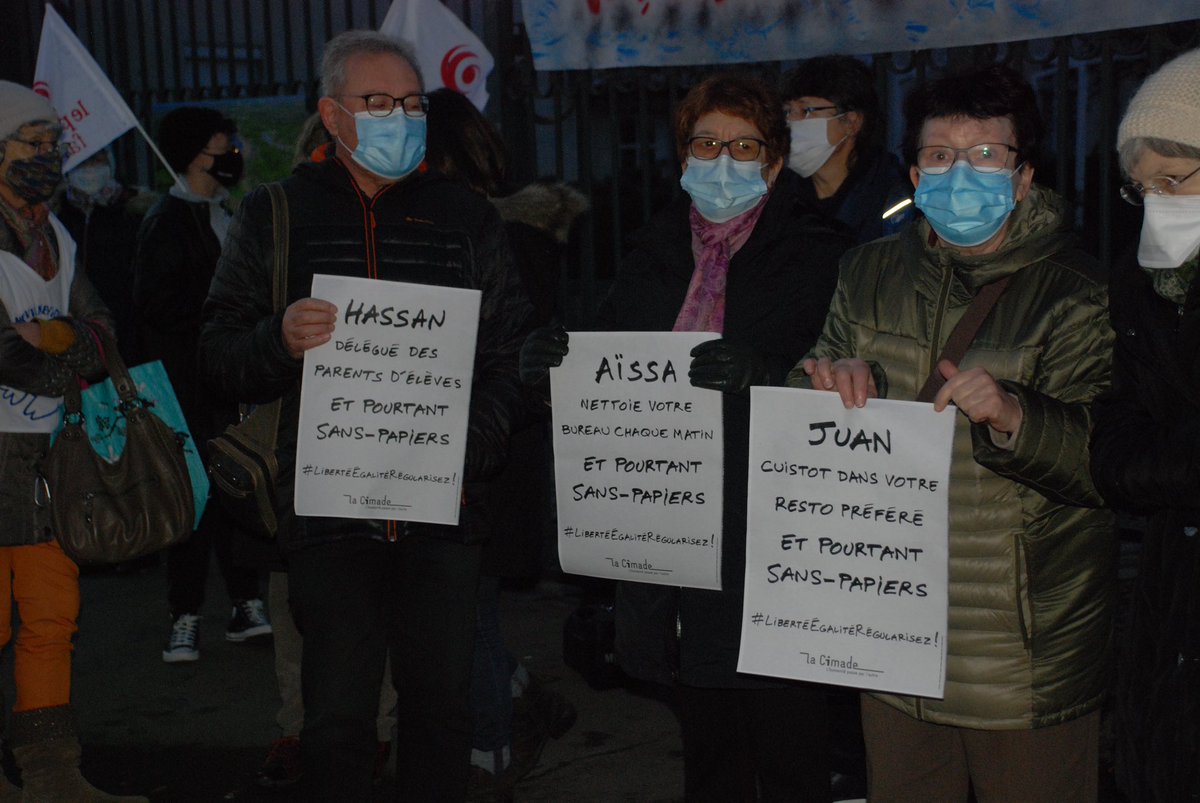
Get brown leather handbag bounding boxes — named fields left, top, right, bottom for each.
left=40, top=331, right=194, bottom=564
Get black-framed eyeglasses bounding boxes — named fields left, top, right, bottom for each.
left=340, top=93, right=429, bottom=119
left=786, top=104, right=842, bottom=120
left=688, top=136, right=766, bottom=162
left=916, top=143, right=1020, bottom=175
left=8, top=137, right=70, bottom=158
left=1120, top=163, right=1200, bottom=206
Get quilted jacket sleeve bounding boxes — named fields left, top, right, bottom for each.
left=972, top=275, right=1112, bottom=507
left=199, top=186, right=302, bottom=405
left=785, top=252, right=889, bottom=395
left=463, top=207, right=534, bottom=481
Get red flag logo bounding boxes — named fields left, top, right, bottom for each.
left=441, top=45, right=482, bottom=94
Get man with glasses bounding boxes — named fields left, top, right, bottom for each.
left=199, top=30, right=531, bottom=800
left=790, top=64, right=1115, bottom=802
left=1091, top=46, right=1200, bottom=802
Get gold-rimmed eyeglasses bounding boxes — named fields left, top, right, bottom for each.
left=688, top=136, right=766, bottom=162
left=1120, top=164, right=1200, bottom=206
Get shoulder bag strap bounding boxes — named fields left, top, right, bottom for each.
left=266, top=182, right=289, bottom=314
left=241, top=183, right=290, bottom=444
left=915, top=274, right=1012, bottom=404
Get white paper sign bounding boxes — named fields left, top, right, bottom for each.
left=551, top=332, right=724, bottom=589
left=294, top=274, right=480, bottom=524
left=739, top=387, right=954, bottom=697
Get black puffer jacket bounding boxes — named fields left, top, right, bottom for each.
left=1091, top=249, right=1200, bottom=802
left=604, top=169, right=852, bottom=687
left=199, top=155, right=532, bottom=552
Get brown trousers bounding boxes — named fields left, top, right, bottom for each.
left=860, top=693, right=1099, bottom=803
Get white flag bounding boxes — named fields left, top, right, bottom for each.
left=379, top=0, right=494, bottom=111
left=33, top=4, right=138, bottom=172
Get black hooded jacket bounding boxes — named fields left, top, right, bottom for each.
left=199, top=153, right=532, bottom=551
left=602, top=168, right=852, bottom=687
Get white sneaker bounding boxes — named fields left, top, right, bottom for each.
left=162, top=613, right=201, bottom=663
left=226, top=598, right=273, bottom=642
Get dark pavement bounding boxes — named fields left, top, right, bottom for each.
left=7, top=558, right=1130, bottom=802
left=50, top=562, right=684, bottom=802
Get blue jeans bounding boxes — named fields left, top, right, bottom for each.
left=289, top=534, right=481, bottom=801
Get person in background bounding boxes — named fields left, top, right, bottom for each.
left=793, top=64, right=1114, bottom=803
left=133, top=107, right=271, bottom=664
left=199, top=31, right=532, bottom=800
left=254, top=111, right=398, bottom=791
left=425, top=86, right=584, bottom=800
left=0, top=80, right=146, bottom=803
left=522, top=72, right=850, bottom=802
left=781, top=54, right=913, bottom=243
left=56, top=148, right=153, bottom=362
left=1090, top=47, right=1200, bottom=803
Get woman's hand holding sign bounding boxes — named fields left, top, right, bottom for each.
left=802, top=356, right=878, bottom=408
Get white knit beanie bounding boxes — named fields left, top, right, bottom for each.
left=0, top=81, right=58, bottom=140
left=1117, top=48, right=1200, bottom=152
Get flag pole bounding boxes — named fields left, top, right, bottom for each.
left=129, top=117, right=181, bottom=188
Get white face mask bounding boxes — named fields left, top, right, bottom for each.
left=787, top=117, right=845, bottom=178
left=1138, top=194, right=1200, bottom=268
left=68, top=163, right=114, bottom=196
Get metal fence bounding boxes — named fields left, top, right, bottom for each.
left=5, top=2, right=1199, bottom=324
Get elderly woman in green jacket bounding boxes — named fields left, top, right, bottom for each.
left=790, top=64, right=1115, bottom=803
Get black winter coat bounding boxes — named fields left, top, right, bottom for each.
left=134, top=192, right=233, bottom=443
left=199, top=156, right=532, bottom=552
left=1091, top=250, right=1200, bottom=803
left=603, top=169, right=852, bottom=687
left=58, top=190, right=147, bottom=362
left=794, top=149, right=912, bottom=246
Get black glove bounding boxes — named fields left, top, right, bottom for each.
left=519, top=324, right=570, bottom=387
left=688, top=338, right=769, bottom=394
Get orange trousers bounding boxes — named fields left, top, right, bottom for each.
left=0, top=541, right=80, bottom=711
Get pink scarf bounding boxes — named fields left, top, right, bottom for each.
left=672, top=196, right=767, bottom=333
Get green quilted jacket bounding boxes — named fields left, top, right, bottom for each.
left=787, top=184, right=1117, bottom=729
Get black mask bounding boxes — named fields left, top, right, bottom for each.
left=207, top=148, right=244, bottom=188
left=4, top=151, right=63, bottom=205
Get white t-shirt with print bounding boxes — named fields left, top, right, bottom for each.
left=0, top=213, right=77, bottom=433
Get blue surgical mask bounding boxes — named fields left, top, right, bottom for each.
left=914, top=161, right=1017, bottom=247
left=680, top=155, right=769, bottom=223
left=336, top=104, right=426, bottom=181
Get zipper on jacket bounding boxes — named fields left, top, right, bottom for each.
left=1014, top=535, right=1033, bottom=649
left=927, top=258, right=955, bottom=377
left=671, top=611, right=682, bottom=682
left=346, top=171, right=396, bottom=538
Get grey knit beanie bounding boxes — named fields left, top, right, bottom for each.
left=0, top=81, right=59, bottom=140
left=1117, top=48, right=1200, bottom=152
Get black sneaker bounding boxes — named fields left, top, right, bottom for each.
left=226, top=599, right=273, bottom=642
left=162, top=613, right=201, bottom=663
